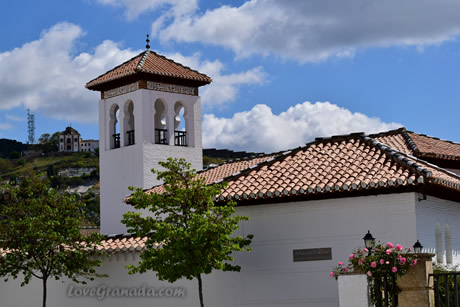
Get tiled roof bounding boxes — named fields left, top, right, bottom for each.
left=371, top=128, right=460, bottom=161
left=98, top=234, right=148, bottom=254
left=1, top=235, right=149, bottom=256
left=86, top=50, right=212, bottom=89
left=407, top=132, right=460, bottom=161
left=141, top=129, right=460, bottom=204
left=144, top=154, right=279, bottom=196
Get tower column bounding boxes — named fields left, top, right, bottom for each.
left=167, top=103, right=176, bottom=146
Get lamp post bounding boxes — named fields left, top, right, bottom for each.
left=413, top=240, right=423, bottom=253
left=363, top=230, right=375, bottom=249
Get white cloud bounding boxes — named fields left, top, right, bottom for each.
left=153, top=0, right=460, bottom=63
left=164, top=52, right=267, bottom=105
left=5, top=114, right=24, bottom=122
left=95, top=0, right=197, bottom=21
left=0, top=23, right=266, bottom=124
left=202, top=101, right=401, bottom=153
left=0, top=123, right=12, bottom=130
left=0, top=23, right=139, bottom=123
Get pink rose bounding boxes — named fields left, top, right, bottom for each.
left=386, top=242, right=394, bottom=248
left=367, top=271, right=372, bottom=277
left=386, top=261, right=390, bottom=265
left=338, top=261, right=344, bottom=266
left=349, top=253, right=355, bottom=260
left=400, top=257, right=407, bottom=265
left=371, top=261, right=377, bottom=268
left=330, top=272, right=334, bottom=277
left=392, top=266, right=398, bottom=273
left=358, top=258, right=364, bottom=266
left=344, top=267, right=349, bottom=272
left=395, top=244, right=403, bottom=251
left=380, top=259, right=385, bottom=265
left=363, top=248, right=369, bottom=253
left=386, top=249, right=393, bottom=255
left=411, top=259, right=417, bottom=266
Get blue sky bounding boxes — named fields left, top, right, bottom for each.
left=0, top=0, right=459, bottom=153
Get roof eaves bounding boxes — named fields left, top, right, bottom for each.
left=86, top=51, right=144, bottom=89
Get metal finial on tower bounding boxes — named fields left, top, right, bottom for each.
left=146, top=34, right=150, bottom=50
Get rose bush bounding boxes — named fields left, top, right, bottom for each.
left=330, top=241, right=418, bottom=304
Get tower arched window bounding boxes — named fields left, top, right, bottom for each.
left=124, top=100, right=135, bottom=146
left=109, top=104, right=120, bottom=149
left=154, top=99, right=168, bottom=145
left=174, top=101, right=187, bottom=146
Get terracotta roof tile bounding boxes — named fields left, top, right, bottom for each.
left=371, top=128, right=460, bottom=161
left=86, top=50, right=212, bottom=90
left=98, top=235, right=149, bottom=254
left=407, top=132, right=460, bottom=161
left=1, top=235, right=149, bottom=256
left=138, top=129, right=460, bottom=205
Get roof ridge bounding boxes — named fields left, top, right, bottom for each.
left=86, top=51, right=144, bottom=88
left=400, top=129, right=419, bottom=153
left=366, top=127, right=407, bottom=138
left=362, top=136, right=431, bottom=183
left=315, top=132, right=365, bottom=143
left=136, top=49, right=150, bottom=71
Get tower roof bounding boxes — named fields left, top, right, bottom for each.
left=86, top=50, right=212, bottom=91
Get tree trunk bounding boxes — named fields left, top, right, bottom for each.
left=197, top=274, right=204, bottom=307
left=42, top=278, right=47, bottom=307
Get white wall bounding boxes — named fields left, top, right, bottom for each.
left=338, top=274, right=369, bottom=307
left=99, top=88, right=203, bottom=235
left=2, top=192, right=446, bottom=307
left=415, top=194, right=460, bottom=264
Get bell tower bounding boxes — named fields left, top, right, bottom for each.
left=86, top=41, right=212, bottom=235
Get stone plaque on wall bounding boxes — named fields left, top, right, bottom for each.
left=293, top=248, right=332, bottom=262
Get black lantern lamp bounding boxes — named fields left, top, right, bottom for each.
left=413, top=240, right=423, bottom=253
left=363, top=230, right=375, bottom=249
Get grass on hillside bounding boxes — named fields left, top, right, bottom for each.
left=1, top=153, right=99, bottom=180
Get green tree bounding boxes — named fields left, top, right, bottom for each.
left=38, top=131, right=60, bottom=153
left=38, top=133, right=51, bottom=144
left=0, top=177, right=106, bottom=307
left=123, top=158, right=253, bottom=307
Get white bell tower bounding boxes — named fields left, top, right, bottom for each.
left=86, top=41, right=212, bottom=235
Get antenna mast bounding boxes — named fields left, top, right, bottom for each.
left=27, top=109, right=35, bottom=144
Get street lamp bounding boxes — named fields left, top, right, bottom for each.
left=363, top=230, right=375, bottom=249
left=413, top=240, right=423, bottom=253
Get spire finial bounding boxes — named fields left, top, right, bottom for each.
left=146, top=34, right=150, bottom=50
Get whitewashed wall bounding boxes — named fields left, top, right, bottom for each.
left=338, top=274, right=369, bottom=307
left=415, top=194, right=460, bottom=264
left=1, top=192, right=426, bottom=307
left=99, top=88, right=202, bottom=235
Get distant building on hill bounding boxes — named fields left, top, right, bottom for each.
left=80, top=139, right=99, bottom=152
left=58, top=127, right=99, bottom=153
left=58, top=127, right=81, bottom=152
